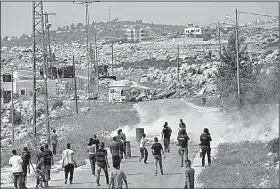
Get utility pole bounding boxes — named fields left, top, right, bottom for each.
left=11, top=66, right=14, bottom=146
left=73, top=56, right=78, bottom=114
left=218, top=22, right=222, bottom=62
left=177, top=45, right=180, bottom=94
left=111, top=42, right=114, bottom=75
left=32, top=2, right=50, bottom=147
left=109, top=7, right=110, bottom=22
left=43, top=12, right=56, bottom=80
left=95, top=33, right=99, bottom=93
left=73, top=1, right=92, bottom=105
left=235, top=8, right=241, bottom=106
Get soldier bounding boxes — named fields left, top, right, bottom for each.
left=200, top=128, right=212, bottom=167
left=177, top=129, right=190, bottom=167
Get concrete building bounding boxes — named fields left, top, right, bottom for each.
left=184, top=26, right=203, bottom=36
left=1, top=79, right=57, bottom=104
left=126, top=27, right=149, bottom=42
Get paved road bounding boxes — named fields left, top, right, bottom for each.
left=24, top=141, right=200, bottom=189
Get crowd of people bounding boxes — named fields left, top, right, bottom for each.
left=8, top=119, right=212, bottom=189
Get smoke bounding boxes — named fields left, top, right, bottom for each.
left=110, top=99, right=279, bottom=149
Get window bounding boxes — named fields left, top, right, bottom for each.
left=191, top=30, right=195, bottom=32
left=196, top=29, right=200, bottom=32
left=21, top=90, right=26, bottom=96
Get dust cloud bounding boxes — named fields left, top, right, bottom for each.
left=109, top=99, right=279, bottom=149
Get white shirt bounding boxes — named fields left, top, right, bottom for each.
left=62, top=149, right=76, bottom=166
left=9, top=155, right=23, bottom=173
left=140, top=137, right=148, bottom=148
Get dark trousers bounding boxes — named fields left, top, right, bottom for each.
left=52, top=143, right=57, bottom=155
left=96, top=164, right=109, bottom=185
left=184, top=185, right=194, bottom=189
left=201, top=146, right=211, bottom=167
left=112, top=155, right=121, bottom=169
left=163, top=138, right=170, bottom=152
left=44, top=165, right=51, bottom=180
left=64, top=164, right=75, bottom=182
left=13, top=172, right=23, bottom=189
left=139, top=147, right=148, bottom=163
left=89, top=154, right=96, bottom=175
left=154, top=155, right=163, bottom=174
left=22, top=166, right=28, bottom=187
left=123, top=142, right=127, bottom=155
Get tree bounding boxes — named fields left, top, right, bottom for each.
left=76, top=23, right=84, bottom=28
left=70, top=23, right=75, bottom=30
left=216, top=31, right=252, bottom=109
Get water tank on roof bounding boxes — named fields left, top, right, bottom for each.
left=3, top=73, right=12, bottom=82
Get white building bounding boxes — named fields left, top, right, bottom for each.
left=126, top=27, right=149, bottom=42
left=184, top=27, right=202, bottom=36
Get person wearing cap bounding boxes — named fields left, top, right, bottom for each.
left=200, top=128, right=212, bottom=167
left=151, top=137, right=166, bottom=175
left=21, top=147, right=31, bottom=188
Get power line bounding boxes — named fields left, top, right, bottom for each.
left=238, top=11, right=278, bottom=18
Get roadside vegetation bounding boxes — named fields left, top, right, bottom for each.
left=197, top=138, right=279, bottom=188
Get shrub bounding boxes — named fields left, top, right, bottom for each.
left=51, top=99, right=64, bottom=110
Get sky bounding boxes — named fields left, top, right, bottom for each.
left=1, top=1, right=279, bottom=36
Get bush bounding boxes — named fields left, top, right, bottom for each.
left=51, top=99, right=64, bottom=110
left=9, top=109, right=22, bottom=125
left=268, top=137, right=279, bottom=154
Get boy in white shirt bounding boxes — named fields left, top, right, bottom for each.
left=9, top=149, right=23, bottom=189
left=139, top=133, right=149, bottom=164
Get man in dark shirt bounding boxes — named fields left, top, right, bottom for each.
left=51, top=130, right=58, bottom=155
left=43, top=144, right=54, bottom=181
left=184, top=159, right=195, bottom=189
left=151, top=137, right=166, bottom=175
left=21, top=147, right=31, bottom=189
left=116, top=129, right=127, bottom=159
left=177, top=129, right=190, bottom=167
left=200, top=128, right=212, bottom=167
left=162, top=123, right=172, bottom=153
left=110, top=137, right=121, bottom=169
left=96, top=142, right=109, bottom=186
left=37, top=146, right=45, bottom=164
left=93, top=134, right=100, bottom=150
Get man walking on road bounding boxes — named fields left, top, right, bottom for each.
left=139, top=133, right=148, bottom=163
left=110, top=137, right=121, bottom=169
left=184, top=159, right=195, bottom=189
left=87, top=138, right=98, bottom=177
left=9, top=149, right=24, bottom=189
left=162, top=122, right=172, bottom=153
left=43, top=144, right=54, bottom=181
left=178, top=129, right=190, bottom=167
left=62, top=143, right=77, bottom=185
left=151, top=137, right=166, bottom=175
left=51, top=129, right=58, bottom=156
left=96, top=142, right=110, bottom=186
left=109, top=161, right=128, bottom=189
left=116, top=129, right=127, bottom=159
left=21, top=147, right=31, bottom=189
left=200, top=128, right=212, bottom=167
left=179, top=119, right=186, bottom=130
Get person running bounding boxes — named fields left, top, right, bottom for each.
left=43, top=144, right=53, bottom=181
left=21, top=147, right=31, bottom=189
left=116, top=129, right=127, bottom=159
left=96, top=142, right=110, bottom=186
left=62, top=143, right=77, bottom=185
left=184, top=159, right=195, bottom=189
left=139, top=133, right=148, bottom=164
left=162, top=123, right=172, bottom=153
left=110, top=137, right=121, bottom=169
left=51, top=129, right=58, bottom=156
left=151, top=137, right=166, bottom=175
left=109, top=161, right=128, bottom=189
left=178, top=129, right=190, bottom=167
left=200, top=128, right=212, bottom=167
left=87, top=138, right=97, bottom=177
left=9, top=149, right=23, bottom=189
